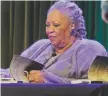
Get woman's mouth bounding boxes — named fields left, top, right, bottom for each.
left=48, top=36, right=56, bottom=40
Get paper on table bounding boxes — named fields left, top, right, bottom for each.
left=0, top=78, right=17, bottom=83
left=71, top=79, right=91, bottom=84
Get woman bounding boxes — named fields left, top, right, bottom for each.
left=20, top=1, right=107, bottom=83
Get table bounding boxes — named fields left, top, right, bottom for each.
left=1, top=83, right=108, bottom=96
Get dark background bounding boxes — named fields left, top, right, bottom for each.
left=1, top=1, right=108, bottom=68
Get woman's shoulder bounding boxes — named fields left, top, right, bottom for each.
left=77, top=38, right=107, bottom=53
left=72, top=39, right=108, bottom=63
left=80, top=39, right=105, bottom=48
left=20, top=39, right=51, bottom=57
left=29, top=39, right=51, bottom=48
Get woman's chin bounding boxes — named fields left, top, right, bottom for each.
left=50, top=40, right=58, bottom=46
left=51, top=42, right=57, bottom=46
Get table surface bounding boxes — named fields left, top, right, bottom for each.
left=1, top=83, right=108, bottom=96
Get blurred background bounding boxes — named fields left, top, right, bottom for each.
left=1, top=1, right=108, bottom=68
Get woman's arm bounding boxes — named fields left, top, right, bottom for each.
left=28, top=70, right=74, bottom=84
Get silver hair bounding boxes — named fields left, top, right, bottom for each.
left=47, top=1, right=87, bottom=39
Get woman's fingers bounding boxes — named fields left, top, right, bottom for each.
left=28, top=74, right=34, bottom=82
left=29, top=70, right=40, bottom=74
left=28, top=71, right=44, bottom=83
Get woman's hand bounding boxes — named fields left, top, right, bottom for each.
left=28, top=70, right=44, bottom=83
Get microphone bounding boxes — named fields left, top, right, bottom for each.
left=52, top=52, right=57, bottom=57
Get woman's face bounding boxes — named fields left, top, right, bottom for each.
left=46, top=9, right=73, bottom=47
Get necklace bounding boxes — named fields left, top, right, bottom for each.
left=55, top=38, right=76, bottom=54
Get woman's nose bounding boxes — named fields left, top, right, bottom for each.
left=46, top=27, right=54, bottom=34
left=48, top=30, right=54, bottom=34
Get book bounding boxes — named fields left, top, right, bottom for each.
left=88, top=56, right=108, bottom=82
left=10, top=55, right=44, bottom=82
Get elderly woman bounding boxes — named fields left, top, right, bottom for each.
left=20, top=1, right=107, bottom=83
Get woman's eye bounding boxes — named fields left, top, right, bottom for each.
left=46, top=24, right=50, bottom=27
left=53, top=24, right=60, bottom=27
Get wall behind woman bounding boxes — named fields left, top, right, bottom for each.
left=1, top=1, right=108, bottom=68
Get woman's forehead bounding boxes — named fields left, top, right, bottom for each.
left=46, top=9, right=69, bottom=23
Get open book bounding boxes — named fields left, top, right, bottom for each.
left=88, top=56, right=108, bottom=82
left=10, top=55, right=44, bottom=82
